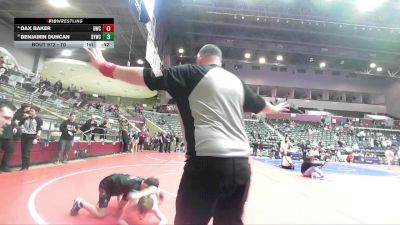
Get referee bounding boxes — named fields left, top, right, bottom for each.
left=86, top=45, right=289, bottom=225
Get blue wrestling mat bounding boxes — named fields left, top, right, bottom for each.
left=253, top=157, right=400, bottom=177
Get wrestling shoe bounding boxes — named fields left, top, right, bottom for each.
left=70, top=198, right=83, bottom=216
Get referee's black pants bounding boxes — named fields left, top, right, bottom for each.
left=175, top=156, right=251, bottom=225
left=21, top=134, right=35, bottom=169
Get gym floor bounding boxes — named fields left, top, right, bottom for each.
left=1, top=151, right=399, bottom=224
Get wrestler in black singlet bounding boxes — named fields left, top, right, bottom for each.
left=98, top=173, right=144, bottom=208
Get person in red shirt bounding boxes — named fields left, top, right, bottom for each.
left=346, top=151, right=354, bottom=163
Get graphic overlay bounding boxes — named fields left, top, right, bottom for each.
left=14, top=18, right=114, bottom=48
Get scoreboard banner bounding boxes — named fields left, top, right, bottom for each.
left=14, top=18, right=114, bottom=48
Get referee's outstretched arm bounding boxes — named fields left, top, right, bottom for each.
left=85, top=48, right=290, bottom=114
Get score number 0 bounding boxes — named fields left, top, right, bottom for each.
left=103, top=24, right=114, bottom=32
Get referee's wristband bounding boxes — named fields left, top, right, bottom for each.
left=98, top=62, right=117, bottom=79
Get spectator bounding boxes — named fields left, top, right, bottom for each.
left=12, top=103, right=30, bottom=124
left=258, top=141, right=264, bottom=155
left=55, top=113, right=78, bottom=164
left=309, top=147, right=320, bottom=158
left=131, top=131, right=139, bottom=152
left=11, top=103, right=30, bottom=139
left=0, top=100, right=17, bottom=172
left=0, top=123, right=15, bottom=172
left=346, top=150, right=354, bottom=163
left=0, top=100, right=16, bottom=129
left=158, top=132, right=165, bottom=153
left=165, top=132, right=172, bottom=153
left=138, top=129, right=149, bottom=152
left=280, top=135, right=290, bottom=158
left=80, top=115, right=98, bottom=141
left=19, top=106, right=42, bottom=170
left=54, top=80, right=63, bottom=96
left=151, top=135, right=159, bottom=151
left=175, top=134, right=182, bottom=152
left=385, top=148, right=394, bottom=167
left=299, top=140, right=308, bottom=160
left=395, top=147, right=400, bottom=165
left=271, top=142, right=279, bottom=159
left=252, top=141, right=258, bottom=156
left=96, top=120, right=109, bottom=141
left=120, top=123, right=130, bottom=153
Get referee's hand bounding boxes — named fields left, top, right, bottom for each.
left=84, top=48, right=107, bottom=69
left=271, top=102, right=291, bottom=113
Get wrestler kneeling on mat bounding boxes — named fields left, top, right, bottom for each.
left=118, top=194, right=167, bottom=225
left=70, top=173, right=162, bottom=218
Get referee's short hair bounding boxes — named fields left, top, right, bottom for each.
left=198, top=44, right=222, bottom=59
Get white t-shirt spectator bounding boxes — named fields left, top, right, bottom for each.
left=280, top=139, right=290, bottom=155
left=382, top=140, right=387, bottom=148
left=385, top=149, right=394, bottom=161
